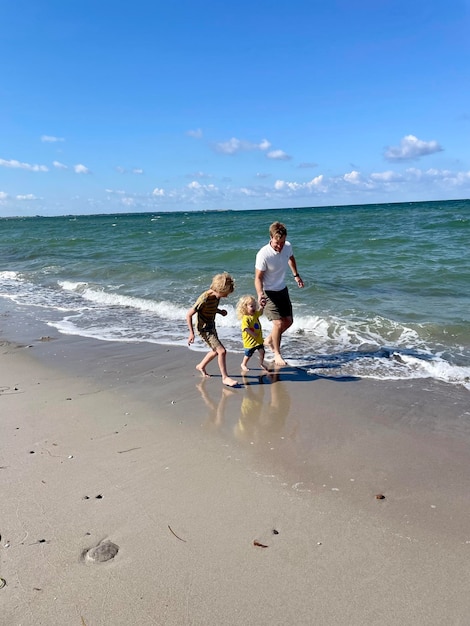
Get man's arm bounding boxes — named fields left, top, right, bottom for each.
left=288, top=255, right=304, bottom=288
left=255, top=268, right=266, bottom=306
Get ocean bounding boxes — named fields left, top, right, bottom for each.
left=1, top=199, right=469, bottom=390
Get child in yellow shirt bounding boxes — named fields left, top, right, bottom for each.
left=236, top=295, right=267, bottom=372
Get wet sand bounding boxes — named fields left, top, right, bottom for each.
left=2, top=328, right=470, bottom=625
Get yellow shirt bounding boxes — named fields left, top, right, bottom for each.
left=241, top=311, right=263, bottom=349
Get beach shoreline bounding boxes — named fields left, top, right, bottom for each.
left=2, top=320, right=470, bottom=624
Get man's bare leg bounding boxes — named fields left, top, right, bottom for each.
left=270, top=321, right=286, bottom=366
left=264, top=334, right=274, bottom=351
left=271, top=317, right=293, bottom=366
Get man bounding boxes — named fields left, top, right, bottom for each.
left=254, top=221, right=304, bottom=366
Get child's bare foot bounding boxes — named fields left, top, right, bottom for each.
left=222, top=376, right=239, bottom=388
left=241, top=364, right=249, bottom=372
left=196, top=365, right=211, bottom=377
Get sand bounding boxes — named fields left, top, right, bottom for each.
left=2, top=328, right=470, bottom=625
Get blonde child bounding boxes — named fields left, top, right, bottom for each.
left=236, top=294, right=267, bottom=372
left=186, top=272, right=239, bottom=387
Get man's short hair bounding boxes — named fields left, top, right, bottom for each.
left=269, top=221, right=287, bottom=239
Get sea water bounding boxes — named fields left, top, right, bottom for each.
left=1, top=199, right=469, bottom=390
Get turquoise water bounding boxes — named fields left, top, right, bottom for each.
left=1, top=199, right=469, bottom=389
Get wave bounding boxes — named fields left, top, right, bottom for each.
left=58, top=280, right=187, bottom=319
left=297, top=349, right=470, bottom=391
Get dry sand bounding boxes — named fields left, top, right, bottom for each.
left=1, top=331, right=470, bottom=625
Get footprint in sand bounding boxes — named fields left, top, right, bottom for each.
left=82, top=540, right=119, bottom=564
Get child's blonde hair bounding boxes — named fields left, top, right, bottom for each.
left=210, top=272, right=235, bottom=295
left=236, top=294, right=257, bottom=319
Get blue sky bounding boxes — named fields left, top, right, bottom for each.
left=1, top=0, right=469, bottom=216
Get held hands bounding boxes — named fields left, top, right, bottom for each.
left=217, top=309, right=228, bottom=317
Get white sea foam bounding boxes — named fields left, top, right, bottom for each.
left=0, top=271, right=22, bottom=281
left=392, top=353, right=470, bottom=390
left=303, top=350, right=470, bottom=390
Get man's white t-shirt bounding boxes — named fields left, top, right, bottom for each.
left=255, top=241, right=292, bottom=291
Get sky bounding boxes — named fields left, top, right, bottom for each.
left=1, top=0, right=469, bottom=217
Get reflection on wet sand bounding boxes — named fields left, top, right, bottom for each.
left=235, top=373, right=290, bottom=443
left=196, top=370, right=295, bottom=446
left=196, top=379, right=238, bottom=429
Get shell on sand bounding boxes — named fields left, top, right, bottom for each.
left=84, top=540, right=119, bottom=564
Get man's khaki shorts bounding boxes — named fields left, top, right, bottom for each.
left=264, top=286, right=293, bottom=320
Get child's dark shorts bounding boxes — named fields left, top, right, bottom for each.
left=244, top=344, right=264, bottom=357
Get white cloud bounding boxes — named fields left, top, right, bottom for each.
left=116, top=166, right=144, bottom=174
left=214, top=137, right=272, bottom=155
left=240, top=187, right=257, bottom=196
left=16, top=194, right=38, bottom=201
left=187, top=181, right=219, bottom=193
left=266, top=149, right=291, bottom=161
left=187, top=128, right=203, bottom=139
left=74, top=164, right=91, bottom=174
left=370, top=170, right=403, bottom=182
left=270, top=165, right=470, bottom=203
left=0, top=158, right=48, bottom=172
left=259, top=139, right=271, bottom=150
left=0, top=191, right=8, bottom=200
left=41, top=135, right=65, bottom=143
left=187, top=181, right=202, bottom=189
left=384, top=134, right=443, bottom=161
left=152, top=187, right=165, bottom=196
left=274, top=175, right=325, bottom=192
left=53, top=160, right=68, bottom=169
left=186, top=171, right=211, bottom=179
left=121, top=197, right=136, bottom=206
left=405, top=167, right=470, bottom=185
left=343, top=170, right=362, bottom=184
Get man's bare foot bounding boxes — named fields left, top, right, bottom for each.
left=273, top=353, right=287, bottom=366
left=196, top=365, right=211, bottom=377
left=222, top=376, right=239, bottom=388
left=241, top=364, right=249, bottom=372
